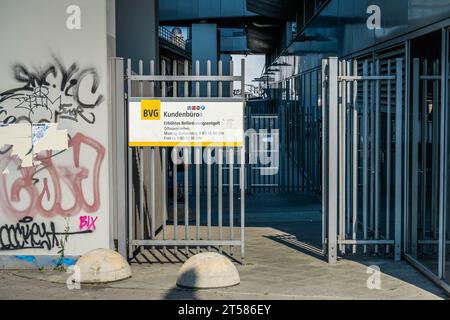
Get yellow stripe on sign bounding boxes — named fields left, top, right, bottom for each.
left=129, top=142, right=244, bottom=147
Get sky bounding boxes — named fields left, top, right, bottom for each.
left=231, top=54, right=266, bottom=90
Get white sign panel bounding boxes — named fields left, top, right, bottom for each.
left=129, top=100, right=244, bottom=147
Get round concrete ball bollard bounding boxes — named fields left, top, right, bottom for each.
left=176, top=252, right=240, bottom=289
left=75, top=248, right=132, bottom=283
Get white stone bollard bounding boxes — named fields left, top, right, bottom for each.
left=176, top=252, right=240, bottom=289
left=75, top=248, right=132, bottom=283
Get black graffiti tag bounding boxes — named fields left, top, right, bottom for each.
left=0, top=57, right=104, bottom=125
left=0, top=216, right=92, bottom=251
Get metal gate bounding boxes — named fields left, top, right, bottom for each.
left=322, top=56, right=404, bottom=263
left=246, top=113, right=280, bottom=193
left=119, top=58, right=246, bottom=262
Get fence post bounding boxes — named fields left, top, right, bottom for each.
left=112, top=58, right=127, bottom=258
left=321, top=59, right=328, bottom=254
left=328, top=57, right=339, bottom=264
left=394, top=58, right=403, bottom=262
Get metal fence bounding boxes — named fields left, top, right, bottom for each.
left=322, top=57, right=404, bottom=263
left=245, top=112, right=280, bottom=193
left=124, top=58, right=246, bottom=262
left=255, top=67, right=323, bottom=194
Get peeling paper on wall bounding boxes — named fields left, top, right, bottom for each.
left=32, top=123, right=68, bottom=154
left=0, top=123, right=68, bottom=168
left=0, top=123, right=33, bottom=167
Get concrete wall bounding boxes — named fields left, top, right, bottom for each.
left=116, top=0, right=159, bottom=73
left=0, top=0, right=113, bottom=266
left=192, top=24, right=218, bottom=96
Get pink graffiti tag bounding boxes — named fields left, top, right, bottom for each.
left=0, top=133, right=105, bottom=220
left=79, top=215, right=98, bottom=231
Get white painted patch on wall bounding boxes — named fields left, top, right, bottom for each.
left=0, top=123, right=68, bottom=168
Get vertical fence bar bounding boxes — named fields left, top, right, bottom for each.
left=218, top=60, right=223, bottom=98
left=195, top=147, right=201, bottom=253
left=196, top=60, right=200, bottom=98
left=386, top=60, right=392, bottom=254
left=127, top=58, right=134, bottom=259
left=328, top=57, right=338, bottom=263
left=184, top=147, right=189, bottom=254
left=431, top=61, right=439, bottom=243
left=218, top=148, right=223, bottom=253
left=240, top=59, right=246, bottom=261
left=404, top=43, right=411, bottom=253
left=207, top=60, right=212, bottom=97
left=138, top=60, right=145, bottom=253
left=149, top=60, right=158, bottom=254
left=394, top=58, right=403, bottom=262
left=229, top=148, right=235, bottom=255
left=162, top=148, right=167, bottom=255
left=339, top=61, right=347, bottom=254
left=352, top=59, right=358, bottom=254
left=114, top=58, right=127, bottom=258
left=322, top=59, right=328, bottom=254
left=162, top=60, right=177, bottom=255
left=241, top=142, right=246, bottom=261
left=139, top=60, right=144, bottom=96
left=230, top=60, right=234, bottom=97
left=241, top=58, right=245, bottom=99
left=184, top=60, right=189, bottom=97
left=150, top=60, right=155, bottom=97
left=162, top=60, right=167, bottom=97
left=374, top=60, right=380, bottom=254
left=362, top=60, right=369, bottom=254
left=195, top=60, right=201, bottom=253
left=207, top=149, right=212, bottom=251
left=207, top=60, right=212, bottom=251
left=151, top=147, right=156, bottom=253
left=438, top=29, right=449, bottom=278
left=411, top=59, right=420, bottom=257
left=369, top=62, right=375, bottom=242
left=218, top=60, right=224, bottom=253
left=421, top=60, right=428, bottom=242
left=173, top=147, right=178, bottom=256
left=173, top=60, right=178, bottom=98
left=346, top=61, right=352, bottom=244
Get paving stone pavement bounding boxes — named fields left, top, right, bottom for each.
left=0, top=227, right=447, bottom=300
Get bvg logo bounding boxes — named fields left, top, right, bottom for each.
left=141, top=100, right=161, bottom=120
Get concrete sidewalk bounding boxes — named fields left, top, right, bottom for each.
left=0, top=226, right=446, bottom=300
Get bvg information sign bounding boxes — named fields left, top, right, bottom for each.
left=128, top=100, right=244, bottom=147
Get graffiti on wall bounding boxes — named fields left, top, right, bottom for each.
left=0, top=56, right=104, bottom=126
left=0, top=216, right=92, bottom=251
left=0, top=133, right=105, bottom=220
left=0, top=58, right=106, bottom=252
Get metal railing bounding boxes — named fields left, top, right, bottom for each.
left=159, top=26, right=186, bottom=50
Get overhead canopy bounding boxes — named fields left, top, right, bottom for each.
left=246, top=0, right=299, bottom=21
left=246, top=23, right=281, bottom=53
